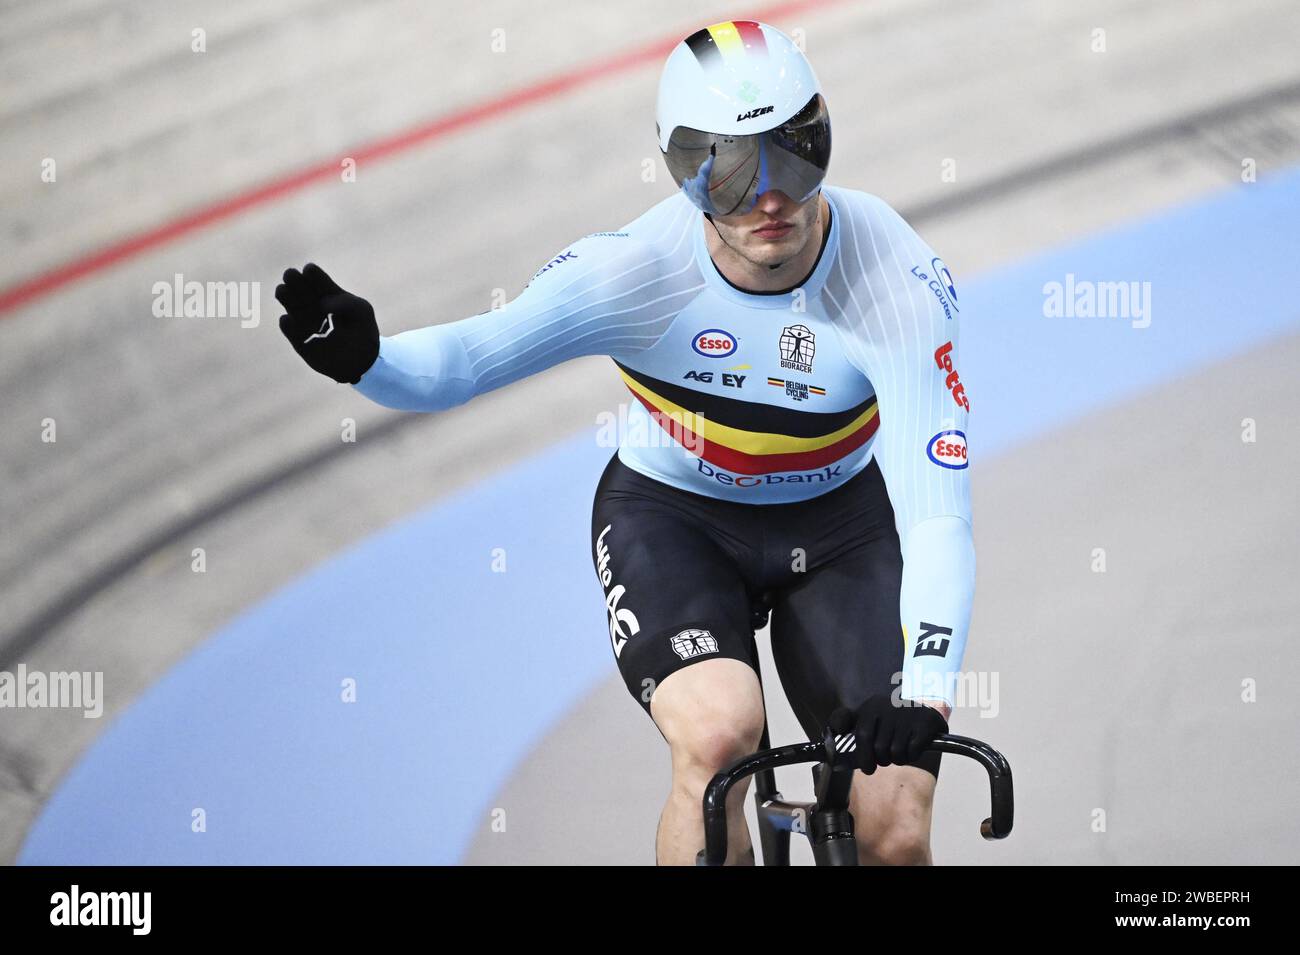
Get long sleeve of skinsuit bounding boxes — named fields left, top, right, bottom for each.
left=825, top=191, right=976, bottom=710
left=353, top=201, right=703, bottom=412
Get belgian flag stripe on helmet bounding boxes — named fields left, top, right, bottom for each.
left=731, top=20, right=767, bottom=49
left=685, top=20, right=768, bottom=72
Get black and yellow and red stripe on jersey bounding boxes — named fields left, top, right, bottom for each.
left=617, top=363, right=878, bottom=476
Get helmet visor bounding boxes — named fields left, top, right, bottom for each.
left=663, top=94, right=831, bottom=216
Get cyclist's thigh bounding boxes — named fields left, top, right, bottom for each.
left=769, top=536, right=903, bottom=727
left=591, top=457, right=760, bottom=720
left=769, top=508, right=942, bottom=777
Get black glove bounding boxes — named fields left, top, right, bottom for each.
left=830, top=695, right=948, bottom=775
left=276, top=263, right=379, bottom=384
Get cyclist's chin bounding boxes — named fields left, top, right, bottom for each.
left=742, top=230, right=807, bottom=266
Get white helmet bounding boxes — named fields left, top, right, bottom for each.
left=656, top=20, right=831, bottom=216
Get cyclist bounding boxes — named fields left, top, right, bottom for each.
left=277, top=20, right=974, bottom=865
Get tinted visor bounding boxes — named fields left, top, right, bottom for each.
left=663, top=94, right=831, bottom=216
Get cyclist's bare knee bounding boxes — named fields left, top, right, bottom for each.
left=861, top=824, right=932, bottom=865
left=850, top=764, right=937, bottom=866
left=651, top=658, right=765, bottom=787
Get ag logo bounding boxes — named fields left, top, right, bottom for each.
left=778, top=324, right=815, bottom=374
left=692, top=328, right=738, bottom=358
left=671, top=629, right=719, bottom=660
left=926, top=430, right=968, bottom=470
left=684, top=369, right=746, bottom=388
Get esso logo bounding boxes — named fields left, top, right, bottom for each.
left=691, top=329, right=738, bottom=358
left=926, top=430, right=968, bottom=469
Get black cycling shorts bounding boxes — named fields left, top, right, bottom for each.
left=590, top=452, right=941, bottom=777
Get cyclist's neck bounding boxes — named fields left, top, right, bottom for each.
left=704, top=193, right=832, bottom=296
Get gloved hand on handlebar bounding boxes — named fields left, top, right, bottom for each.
left=276, top=263, right=379, bottom=384
left=829, top=695, right=949, bottom=775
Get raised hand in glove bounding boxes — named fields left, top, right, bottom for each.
left=276, top=263, right=379, bottom=384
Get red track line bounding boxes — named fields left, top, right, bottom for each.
left=0, top=0, right=844, bottom=316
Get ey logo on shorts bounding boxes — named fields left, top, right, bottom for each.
left=671, top=629, right=719, bottom=660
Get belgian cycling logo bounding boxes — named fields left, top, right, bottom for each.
left=926, top=430, right=968, bottom=470
left=767, top=377, right=825, bottom=401
left=778, top=324, right=815, bottom=374
left=595, top=524, right=641, bottom=657
left=670, top=629, right=719, bottom=660
left=691, top=329, right=739, bottom=358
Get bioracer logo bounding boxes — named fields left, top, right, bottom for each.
left=778, top=324, right=815, bottom=374
left=671, top=629, right=720, bottom=660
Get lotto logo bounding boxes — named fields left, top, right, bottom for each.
left=934, top=341, right=970, bottom=411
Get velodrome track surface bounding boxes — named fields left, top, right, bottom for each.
left=3, top=0, right=1299, bottom=864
